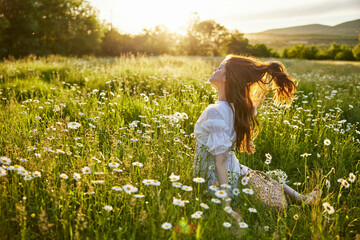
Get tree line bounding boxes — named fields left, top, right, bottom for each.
left=1, top=0, right=360, bottom=60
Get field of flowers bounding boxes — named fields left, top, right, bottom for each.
left=0, top=55, right=359, bottom=239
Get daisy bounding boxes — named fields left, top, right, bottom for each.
left=224, top=197, right=231, bottom=202
left=224, top=206, right=232, bottom=213
left=18, top=167, right=28, bottom=176
left=173, top=198, right=185, bottom=207
left=91, top=180, right=105, bottom=184
left=18, top=158, right=28, bottom=163
left=169, top=173, right=180, bottom=182
left=24, top=174, right=33, bottom=181
left=191, top=213, right=201, bottom=219
left=209, top=185, right=218, bottom=191
left=264, top=159, right=271, bottom=165
left=341, top=180, right=350, bottom=188
left=142, top=179, right=154, bottom=185
left=325, top=179, right=331, bottom=189
left=239, top=222, right=248, bottom=228
left=208, top=165, right=215, bottom=171
left=81, top=166, right=91, bottom=174
left=113, top=168, right=123, bottom=172
left=95, top=172, right=105, bottom=175
left=220, top=183, right=231, bottom=189
left=265, top=153, right=272, bottom=160
left=151, top=180, right=161, bottom=186
left=68, top=122, right=81, bottom=129
left=134, top=194, right=145, bottom=198
left=103, top=205, right=113, bottom=212
left=324, top=139, right=331, bottom=146
left=300, top=153, right=312, bottom=157
left=0, top=156, right=11, bottom=165
left=73, top=173, right=81, bottom=181
left=241, top=176, right=249, bottom=186
left=161, top=222, right=172, bottom=230
left=193, top=177, right=205, bottom=183
left=112, top=186, right=123, bottom=191
left=248, top=208, right=257, bottom=213
left=132, top=162, right=143, bottom=167
left=181, top=185, right=193, bottom=191
left=348, top=173, right=356, bottom=183
left=0, top=167, right=7, bottom=177
left=32, top=171, right=41, bottom=178
left=322, top=202, right=335, bottom=214
left=89, top=123, right=96, bottom=129
left=108, top=162, right=120, bottom=168
left=211, top=198, right=221, bottom=204
left=337, top=178, right=344, bottom=183
left=293, top=182, right=301, bottom=186
left=27, top=146, right=37, bottom=151
left=242, top=188, right=254, bottom=195
left=223, top=222, right=231, bottom=228
left=172, top=182, right=182, bottom=188
left=232, top=188, right=240, bottom=196
left=60, top=173, right=69, bottom=179
left=293, top=214, right=299, bottom=220
left=215, top=190, right=227, bottom=198
left=200, top=203, right=209, bottom=209
left=123, top=184, right=138, bottom=194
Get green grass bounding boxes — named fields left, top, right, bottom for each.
left=0, top=55, right=359, bottom=239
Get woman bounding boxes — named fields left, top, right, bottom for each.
left=193, top=54, right=321, bottom=222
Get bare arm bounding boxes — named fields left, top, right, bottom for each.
left=214, top=153, right=231, bottom=207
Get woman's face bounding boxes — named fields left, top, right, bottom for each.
left=209, top=60, right=226, bottom=85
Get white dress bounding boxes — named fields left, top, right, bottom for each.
left=193, top=101, right=256, bottom=197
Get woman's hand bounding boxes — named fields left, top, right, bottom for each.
left=230, top=210, right=243, bottom=222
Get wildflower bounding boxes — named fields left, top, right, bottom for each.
left=123, top=184, right=138, bottom=194
left=265, top=153, right=272, bottom=160
left=103, top=205, right=113, bottom=212
left=76, top=143, right=83, bottom=148
left=24, top=174, right=33, bottom=181
left=209, top=185, right=218, bottom=191
left=193, top=177, right=205, bottom=183
left=293, top=182, right=301, bottom=186
left=0, top=156, right=11, bottom=165
left=248, top=208, right=257, bottom=213
left=169, top=173, right=180, bottom=182
left=208, top=165, right=215, bottom=170
left=161, top=222, right=172, bottom=230
left=172, top=182, right=182, bottom=188
left=191, top=212, right=202, bottom=219
left=181, top=185, right=193, bottom=191
left=348, top=173, right=356, bottom=183
left=324, top=139, right=331, bottom=146
left=151, top=180, right=161, bottom=186
left=112, top=186, right=123, bottom=191
left=60, top=173, right=69, bottom=179
left=94, top=172, right=105, bottom=175
left=81, top=166, right=91, bottom=174
left=224, top=197, right=231, bottom=202
left=68, top=122, right=81, bottom=129
left=108, top=162, right=120, bottom=168
left=322, top=202, right=335, bottom=214
left=18, top=167, right=28, bottom=176
left=132, top=162, right=143, bottom=167
left=239, top=222, right=248, bottom=228
left=223, top=222, right=231, bottom=228
left=215, top=190, right=227, bottom=198
left=27, top=146, right=37, bottom=151
left=241, top=176, right=249, bottom=185
left=0, top=167, right=7, bottom=177
left=32, top=171, right=41, bottom=178
left=89, top=123, right=96, bottom=129
left=73, top=173, right=81, bottom=181
left=341, top=180, right=350, bottom=188
left=142, top=179, right=154, bottom=185
left=173, top=198, right=185, bottom=207
left=337, top=178, right=344, bottom=183
left=211, top=198, right=221, bottom=204
left=220, top=183, right=231, bottom=189
left=232, top=188, right=240, bottom=196
left=264, top=159, right=271, bottom=165
left=113, top=168, right=123, bottom=172
left=242, top=188, right=254, bottom=195
left=18, top=158, right=28, bottom=163
left=35, top=153, right=41, bottom=158
left=91, top=180, right=105, bottom=184
left=200, top=203, right=209, bottom=209
left=325, top=179, right=331, bottom=189
left=300, top=153, right=312, bottom=157
left=224, top=206, right=232, bottom=213
left=134, top=194, right=145, bottom=198
left=293, top=214, right=299, bottom=220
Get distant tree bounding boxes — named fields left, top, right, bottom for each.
left=352, top=33, right=360, bottom=60
left=224, top=30, right=250, bottom=55
left=100, top=24, right=135, bottom=56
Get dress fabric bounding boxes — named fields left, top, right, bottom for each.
left=193, top=101, right=256, bottom=197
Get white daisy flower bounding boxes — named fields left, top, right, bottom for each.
left=264, top=159, right=271, bottom=165
left=169, top=173, right=180, bottom=182
left=173, top=198, right=185, bottom=207
left=123, top=184, right=137, bottom=194
left=24, top=174, right=33, bottom=181
left=81, top=166, right=91, bottom=174
left=142, top=179, right=154, bottom=185
left=348, top=173, right=356, bottom=183
left=132, top=161, right=143, bottom=167
left=241, top=176, right=249, bottom=186
left=134, top=194, right=145, bottom=198
left=239, top=222, right=248, bottom=228
left=191, top=213, right=202, bottom=219
left=248, top=208, right=257, bottom=213
left=108, top=162, right=120, bottom=168
left=151, top=180, right=161, bottom=186
left=215, top=190, right=227, bottom=198
left=324, top=139, right=331, bottom=146
left=211, top=198, right=221, bottom=204
left=0, top=156, right=11, bottom=165
left=242, top=188, right=254, bottom=195
left=60, top=173, right=69, bottom=179
left=200, top=203, right=209, bottom=209
left=224, top=206, right=232, bottom=213
left=113, top=168, right=123, bottom=172
left=181, top=185, right=193, bottom=191
left=209, top=185, right=218, bottom=191
left=232, top=188, right=240, bottom=196
left=68, top=122, right=81, bottom=129
left=341, top=180, right=350, bottom=188
left=193, top=177, right=205, bottom=183
left=0, top=167, right=7, bottom=177
left=91, top=180, right=105, bottom=184
left=17, top=167, right=28, bottom=176
left=322, top=202, right=335, bottom=214
left=32, top=171, right=41, bottom=178
left=73, top=173, right=81, bottom=181
left=325, top=179, right=331, bottom=189
left=300, top=153, right=312, bottom=157
left=103, top=205, right=113, bottom=212
left=208, top=165, right=215, bottom=170
left=172, top=182, right=182, bottom=188
left=161, top=222, right=172, bottom=230
left=223, top=222, right=231, bottom=228
left=265, top=153, right=272, bottom=159
left=112, top=186, right=123, bottom=191
left=220, top=183, right=231, bottom=189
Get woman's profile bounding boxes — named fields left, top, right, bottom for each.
left=193, top=54, right=322, bottom=222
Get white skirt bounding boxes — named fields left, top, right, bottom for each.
left=193, top=144, right=251, bottom=198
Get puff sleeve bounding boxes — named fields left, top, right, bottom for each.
left=200, top=117, right=233, bottom=156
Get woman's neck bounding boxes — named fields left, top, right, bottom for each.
left=217, top=85, right=226, bottom=101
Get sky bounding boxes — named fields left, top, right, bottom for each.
left=88, top=0, right=360, bottom=35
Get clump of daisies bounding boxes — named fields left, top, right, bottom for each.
left=265, top=169, right=288, bottom=184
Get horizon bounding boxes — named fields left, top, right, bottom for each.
left=88, top=0, right=360, bottom=35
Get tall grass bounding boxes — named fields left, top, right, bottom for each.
left=0, top=55, right=359, bottom=239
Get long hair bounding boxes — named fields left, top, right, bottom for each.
left=223, top=54, right=298, bottom=154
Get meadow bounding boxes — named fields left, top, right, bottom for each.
left=0, top=54, right=359, bottom=239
